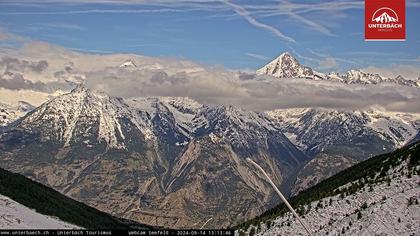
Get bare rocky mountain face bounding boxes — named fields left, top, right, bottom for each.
left=256, top=52, right=420, bottom=87
left=0, top=86, right=308, bottom=229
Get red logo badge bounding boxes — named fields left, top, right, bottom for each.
left=365, top=0, right=405, bottom=41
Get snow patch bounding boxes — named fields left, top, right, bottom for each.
left=0, top=194, right=81, bottom=229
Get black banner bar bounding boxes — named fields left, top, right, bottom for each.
left=0, top=230, right=234, bottom=236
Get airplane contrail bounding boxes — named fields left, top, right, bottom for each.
left=246, top=158, right=312, bottom=236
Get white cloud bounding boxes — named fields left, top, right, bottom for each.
left=5, top=0, right=417, bottom=40
left=2, top=0, right=419, bottom=40
left=1, top=39, right=419, bottom=114
left=0, top=8, right=196, bottom=16
left=0, top=30, right=29, bottom=43
left=30, top=22, right=85, bottom=31
left=69, top=47, right=114, bottom=54
left=82, top=65, right=420, bottom=113
left=318, top=57, right=338, bottom=70
left=245, top=53, right=269, bottom=61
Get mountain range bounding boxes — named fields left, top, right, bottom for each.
left=267, top=107, right=419, bottom=194
left=256, top=52, right=420, bottom=88
left=0, top=51, right=419, bottom=229
left=0, top=85, right=308, bottom=228
left=0, top=85, right=418, bottom=228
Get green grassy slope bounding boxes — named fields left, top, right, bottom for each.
left=0, top=168, right=152, bottom=229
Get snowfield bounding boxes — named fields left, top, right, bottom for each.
left=267, top=107, right=420, bottom=154
left=0, top=194, right=81, bottom=229
left=243, top=160, right=420, bottom=236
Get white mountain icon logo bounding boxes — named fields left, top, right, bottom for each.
left=372, top=7, right=399, bottom=23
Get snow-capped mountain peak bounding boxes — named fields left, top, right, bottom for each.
left=17, top=101, right=36, bottom=112
left=119, top=59, right=137, bottom=68
left=256, top=52, right=316, bottom=79
left=257, top=52, right=419, bottom=88
left=271, top=52, right=295, bottom=64
left=18, top=85, right=133, bottom=149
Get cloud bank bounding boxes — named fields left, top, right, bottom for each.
left=85, top=68, right=420, bottom=113
left=1, top=41, right=419, bottom=114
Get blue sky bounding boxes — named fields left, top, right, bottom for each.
left=0, top=0, right=419, bottom=72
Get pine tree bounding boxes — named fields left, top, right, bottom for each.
left=361, top=202, right=368, bottom=209
left=357, top=211, right=362, bottom=220
left=249, top=228, right=255, bottom=236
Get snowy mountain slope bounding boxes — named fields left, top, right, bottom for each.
left=0, top=103, right=20, bottom=127
left=119, top=59, right=137, bottom=68
left=238, top=141, right=420, bottom=236
left=0, top=88, right=48, bottom=125
left=0, top=194, right=80, bottom=229
left=16, top=85, right=151, bottom=149
left=267, top=107, right=419, bottom=195
left=364, top=109, right=420, bottom=145
left=267, top=108, right=419, bottom=156
left=125, top=96, right=205, bottom=140
left=256, top=53, right=420, bottom=87
left=0, top=86, right=308, bottom=229
left=253, top=166, right=419, bottom=236
left=256, top=52, right=323, bottom=80
left=0, top=101, right=36, bottom=126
